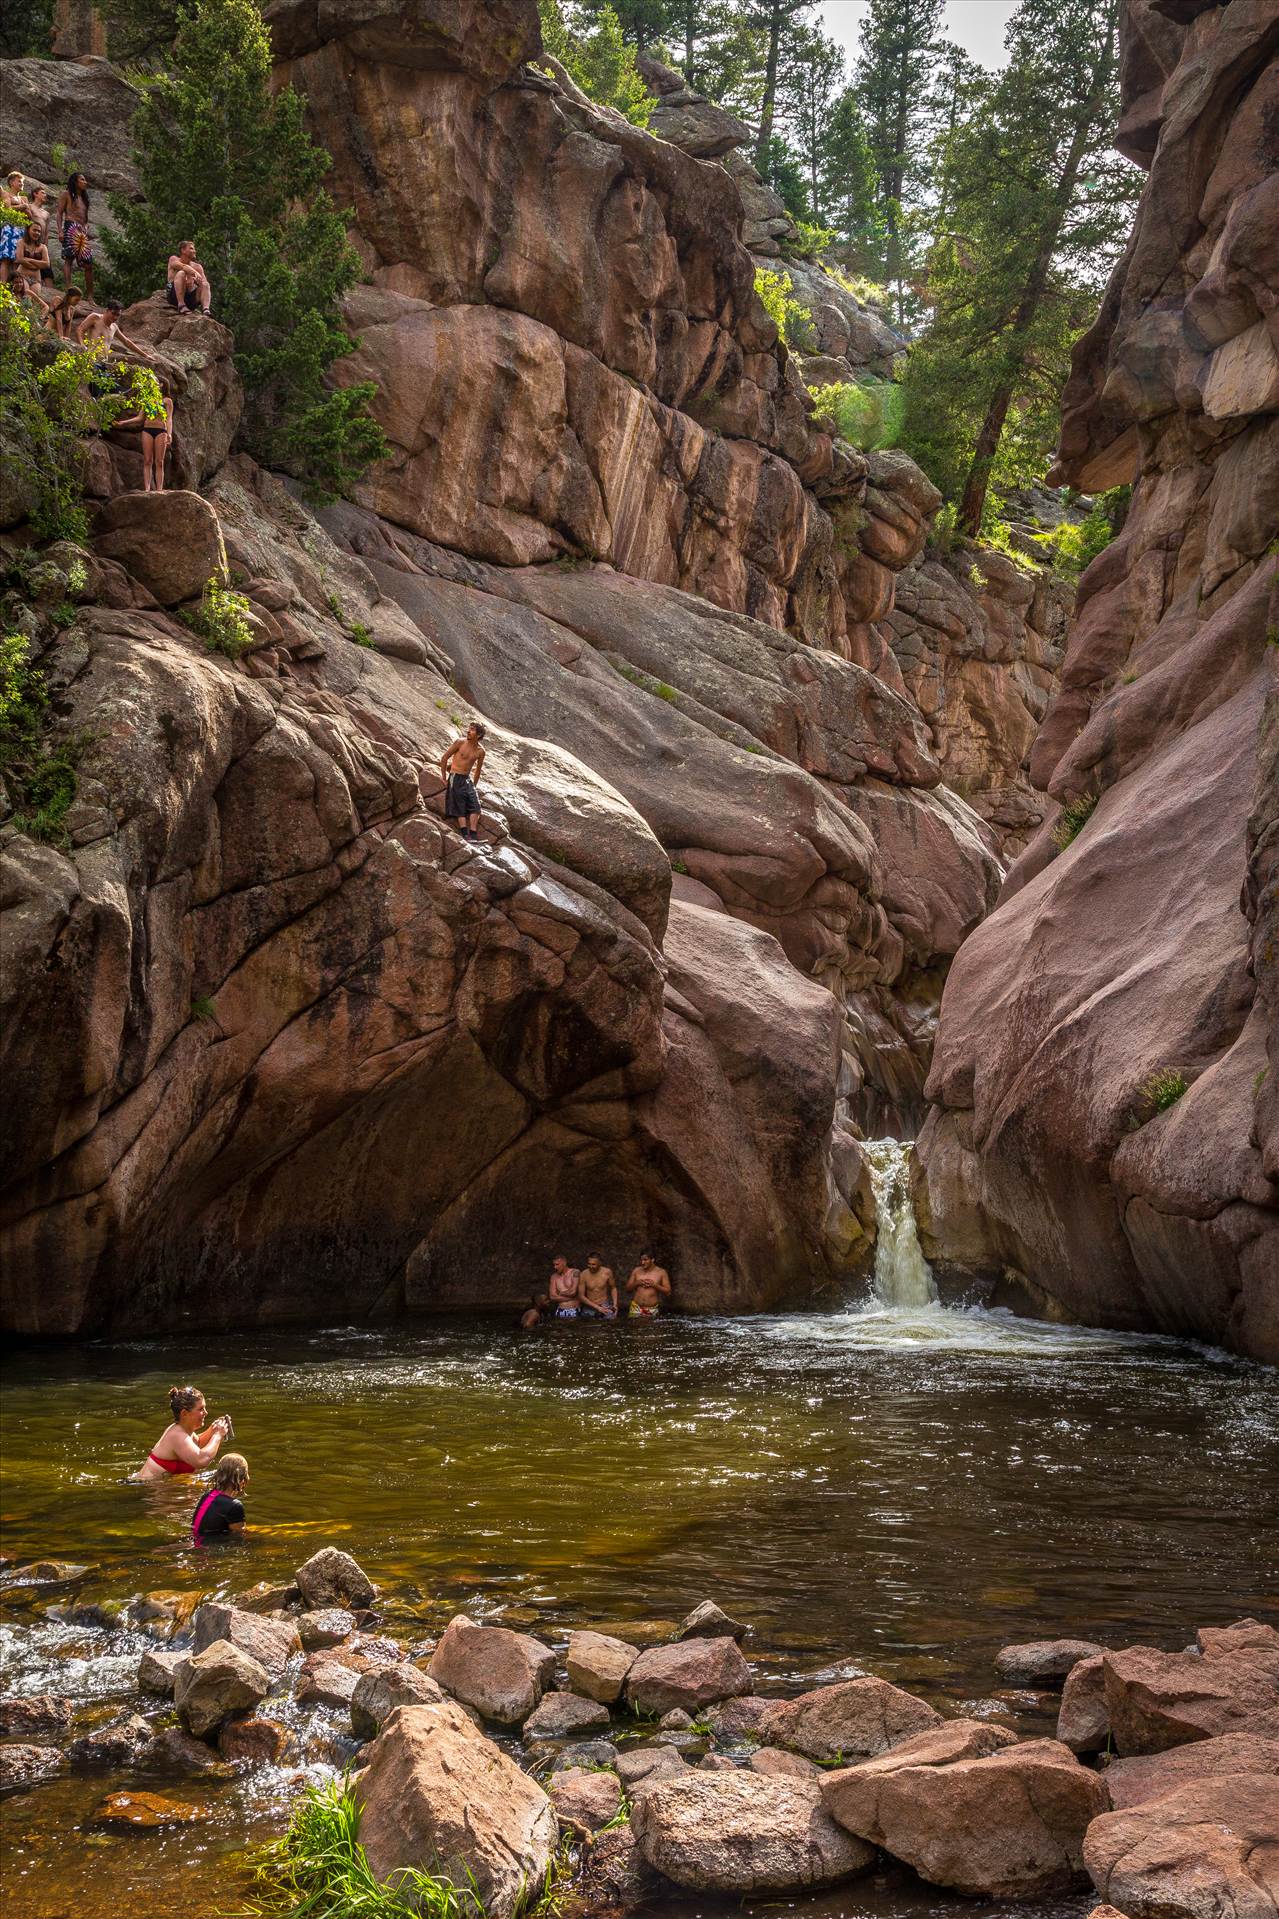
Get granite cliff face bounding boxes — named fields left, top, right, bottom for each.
left=0, top=1, right=1022, bottom=1333
left=918, top=0, right=1279, bottom=1360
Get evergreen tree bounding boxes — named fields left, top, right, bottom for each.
left=748, top=0, right=816, bottom=170
left=540, top=0, right=655, bottom=123
left=904, top=0, right=1131, bottom=532
left=109, top=0, right=385, bottom=501
left=775, top=23, right=845, bottom=221
left=821, top=90, right=887, bottom=275
left=854, top=0, right=944, bottom=317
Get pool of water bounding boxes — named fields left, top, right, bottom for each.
left=2, top=1304, right=1276, bottom=1915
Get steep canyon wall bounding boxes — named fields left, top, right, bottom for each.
left=918, top=0, right=1279, bottom=1361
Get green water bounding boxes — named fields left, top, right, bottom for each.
left=2, top=1307, right=1277, bottom=1915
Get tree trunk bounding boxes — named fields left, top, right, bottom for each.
left=755, top=3, right=783, bottom=170
left=684, top=2, right=695, bottom=82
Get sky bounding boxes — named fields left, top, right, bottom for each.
left=817, top=1, right=1018, bottom=73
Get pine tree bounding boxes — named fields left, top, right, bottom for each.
left=748, top=0, right=816, bottom=170
left=821, top=90, right=886, bottom=275
left=775, top=23, right=845, bottom=222
left=540, top=0, right=655, bottom=122
left=928, top=0, right=1131, bottom=532
left=108, top=0, right=385, bottom=501
left=853, top=0, right=944, bottom=318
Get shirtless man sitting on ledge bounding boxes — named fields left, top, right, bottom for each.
left=626, top=1252, right=671, bottom=1318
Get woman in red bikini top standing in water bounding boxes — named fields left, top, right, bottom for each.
left=134, top=1384, right=229, bottom=1481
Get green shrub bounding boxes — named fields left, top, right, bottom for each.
left=191, top=994, right=217, bottom=1021
left=0, top=631, right=84, bottom=844
left=753, top=268, right=812, bottom=348
left=825, top=267, right=892, bottom=314
left=808, top=378, right=904, bottom=453
left=1138, top=1068, right=1188, bottom=1115
left=786, top=219, right=838, bottom=262
left=927, top=500, right=961, bottom=556
left=537, top=0, right=652, bottom=126
left=243, top=1776, right=483, bottom=1919
left=1052, top=793, right=1098, bottom=850
left=183, top=578, right=254, bottom=659
left=349, top=621, right=374, bottom=648
left=1029, top=488, right=1130, bottom=577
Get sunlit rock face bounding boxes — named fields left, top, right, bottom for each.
left=917, top=0, right=1279, bottom=1360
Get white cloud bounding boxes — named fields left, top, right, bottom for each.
left=816, top=1, right=1018, bottom=74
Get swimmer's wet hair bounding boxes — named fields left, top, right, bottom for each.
left=215, top=1453, right=248, bottom=1492
left=168, top=1384, right=202, bottom=1420
left=471, top=722, right=487, bottom=738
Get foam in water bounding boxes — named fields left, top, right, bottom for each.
left=862, top=1137, right=939, bottom=1309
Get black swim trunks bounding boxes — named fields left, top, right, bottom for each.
left=166, top=281, right=201, bottom=311
left=444, top=773, right=480, bottom=818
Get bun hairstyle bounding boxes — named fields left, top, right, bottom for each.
left=215, top=1453, right=248, bottom=1492
left=168, top=1384, right=202, bottom=1420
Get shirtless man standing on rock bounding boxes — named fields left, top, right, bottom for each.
left=626, top=1253, right=671, bottom=1318
left=547, top=1255, right=581, bottom=1319
left=439, top=722, right=486, bottom=842
left=579, top=1255, right=618, bottom=1319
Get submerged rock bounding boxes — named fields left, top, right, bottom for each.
left=91, top=1789, right=206, bottom=1829
left=632, top=1768, right=875, bottom=1894
left=354, top=1703, right=557, bottom=1919
left=428, top=1615, right=555, bottom=1726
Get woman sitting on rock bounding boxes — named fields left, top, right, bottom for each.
left=192, top=1454, right=250, bottom=1544
left=42, top=284, right=82, bottom=339
left=135, top=1385, right=230, bottom=1481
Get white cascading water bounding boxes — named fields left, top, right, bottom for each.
left=862, top=1138, right=939, bottom=1309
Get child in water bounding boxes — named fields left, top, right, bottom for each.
left=192, top=1453, right=249, bottom=1545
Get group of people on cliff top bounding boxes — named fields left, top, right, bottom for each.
left=2, top=165, right=215, bottom=492
left=132, top=1385, right=249, bottom=1547
left=523, top=1252, right=673, bottom=1326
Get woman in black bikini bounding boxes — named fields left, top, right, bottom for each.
left=112, top=381, right=174, bottom=492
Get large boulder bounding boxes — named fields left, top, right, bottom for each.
left=354, top=1703, right=557, bottom=1919
left=174, top=1642, right=271, bottom=1737
left=1084, top=1775, right=1279, bottom=1919
left=1104, top=1732, right=1279, bottom=1810
left=631, top=1769, right=875, bottom=1894
left=758, top=1676, right=941, bottom=1764
left=1104, top=1647, right=1279, bottom=1754
left=295, top=1548, right=376, bottom=1610
left=823, top=1735, right=1108, bottom=1897
left=625, top=1636, right=752, bottom=1715
left=91, top=492, right=229, bottom=608
left=565, top=1629, right=637, bottom=1703
left=191, top=1602, right=300, bottom=1680
left=428, top=1615, right=555, bottom=1726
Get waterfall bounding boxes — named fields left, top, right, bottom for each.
left=863, top=1139, right=939, bottom=1309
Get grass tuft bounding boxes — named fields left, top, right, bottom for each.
left=1052, top=793, right=1098, bottom=850
left=240, top=1778, right=483, bottom=1919
left=1138, top=1068, right=1188, bottom=1115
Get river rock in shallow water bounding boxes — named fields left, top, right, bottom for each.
left=218, top=1715, right=299, bottom=1765
left=823, top=1735, right=1106, bottom=1897
left=995, top=1639, right=1106, bottom=1685
left=758, top=1675, right=940, bottom=1763
left=350, top=1663, right=447, bottom=1740
left=355, top=1703, right=557, bottom=1919
left=1084, top=1776, right=1279, bottom=1919
left=549, top=1765, right=623, bottom=1832
left=678, top=1599, right=749, bottom=1643
left=138, top=1648, right=184, bottom=1697
left=1059, top=1653, right=1110, bottom=1754
left=625, top=1636, right=752, bottom=1715
left=68, top=1713, right=153, bottom=1770
left=295, top=1549, right=376, bottom=1611
left=298, top=1608, right=357, bottom=1650
left=192, top=1602, right=300, bottom=1680
left=0, top=1743, right=64, bottom=1792
left=633, top=1769, right=875, bottom=1893
left=428, top=1615, right=555, bottom=1726
left=0, top=1694, right=72, bottom=1738
left=565, top=1629, right=637, bottom=1704
left=523, top=1689, right=611, bottom=1740
left=91, top=1789, right=206, bottom=1829
left=174, top=1643, right=270, bottom=1737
